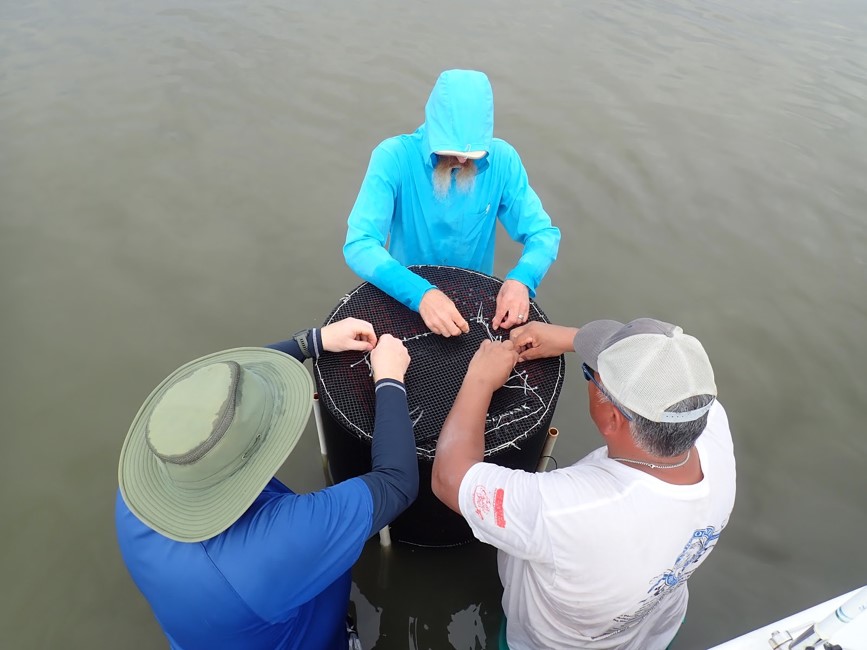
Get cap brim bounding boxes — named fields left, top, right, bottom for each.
left=573, top=320, right=625, bottom=371
left=118, top=347, right=313, bottom=542
left=434, top=150, right=487, bottom=160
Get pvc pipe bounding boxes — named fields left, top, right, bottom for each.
left=313, top=392, right=391, bottom=545
left=312, top=393, right=332, bottom=485
left=536, top=427, right=559, bottom=472
left=312, top=393, right=327, bottom=458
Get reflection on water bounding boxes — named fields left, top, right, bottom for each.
left=351, top=541, right=502, bottom=649
left=2, top=0, right=866, bottom=648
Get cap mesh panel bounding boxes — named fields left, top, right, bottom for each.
left=600, top=332, right=715, bottom=421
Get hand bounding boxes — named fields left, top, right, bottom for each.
left=321, top=317, right=377, bottom=353
left=510, top=322, right=578, bottom=361
left=370, top=334, right=411, bottom=383
left=492, top=280, right=530, bottom=330
left=465, top=339, right=519, bottom=392
left=419, top=289, right=469, bottom=337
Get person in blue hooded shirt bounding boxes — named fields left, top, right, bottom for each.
left=344, top=69, right=561, bottom=337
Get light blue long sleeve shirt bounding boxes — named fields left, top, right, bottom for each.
left=343, top=70, right=561, bottom=311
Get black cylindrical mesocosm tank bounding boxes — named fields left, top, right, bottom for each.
left=314, top=266, right=565, bottom=547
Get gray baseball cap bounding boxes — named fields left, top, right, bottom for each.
left=574, top=318, right=716, bottom=423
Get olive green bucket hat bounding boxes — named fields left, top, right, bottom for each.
left=118, top=347, right=313, bottom=543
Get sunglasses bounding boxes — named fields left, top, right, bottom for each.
left=582, top=363, right=634, bottom=421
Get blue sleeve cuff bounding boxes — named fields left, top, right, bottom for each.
left=406, top=280, right=437, bottom=312
left=375, top=378, right=406, bottom=393
left=504, top=270, right=537, bottom=298
left=309, top=328, right=323, bottom=359
left=264, top=327, right=324, bottom=361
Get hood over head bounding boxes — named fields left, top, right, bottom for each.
left=423, top=70, right=494, bottom=164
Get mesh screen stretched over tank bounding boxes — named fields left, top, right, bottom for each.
left=314, top=266, right=565, bottom=460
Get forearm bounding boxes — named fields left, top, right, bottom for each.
left=343, top=145, right=435, bottom=310
left=344, top=239, right=435, bottom=311
left=505, top=223, right=561, bottom=296
left=265, top=328, right=324, bottom=362
left=432, top=375, right=493, bottom=513
left=359, top=380, right=419, bottom=533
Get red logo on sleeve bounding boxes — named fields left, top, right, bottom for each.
left=494, top=488, right=506, bottom=528
left=472, top=485, right=491, bottom=520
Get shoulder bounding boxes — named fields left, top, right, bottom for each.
left=696, top=401, right=736, bottom=495
left=486, top=138, right=526, bottom=176
left=365, top=136, right=421, bottom=179
left=489, top=137, right=518, bottom=157
left=698, top=401, right=734, bottom=454
left=374, top=133, right=422, bottom=159
left=489, top=138, right=524, bottom=164
left=459, top=460, right=613, bottom=514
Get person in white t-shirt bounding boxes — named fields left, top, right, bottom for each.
left=431, top=318, right=736, bottom=650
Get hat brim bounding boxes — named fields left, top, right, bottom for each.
left=573, top=320, right=625, bottom=371
left=118, top=347, right=313, bottom=542
left=434, top=150, right=487, bottom=160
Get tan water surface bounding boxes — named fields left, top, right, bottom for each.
left=2, top=1, right=866, bottom=648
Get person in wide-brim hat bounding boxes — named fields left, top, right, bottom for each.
left=118, top=345, right=315, bottom=542
left=115, top=317, right=419, bottom=650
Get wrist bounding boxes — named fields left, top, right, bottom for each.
left=563, top=326, right=579, bottom=353
left=504, top=270, right=533, bottom=294
left=375, top=377, right=406, bottom=391
left=416, top=285, right=438, bottom=309
left=292, top=329, right=313, bottom=359
left=374, top=371, right=406, bottom=384
left=464, top=370, right=499, bottom=395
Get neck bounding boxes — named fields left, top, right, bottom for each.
left=606, top=446, right=702, bottom=484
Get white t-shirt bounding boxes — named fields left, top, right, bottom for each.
left=458, top=401, right=736, bottom=650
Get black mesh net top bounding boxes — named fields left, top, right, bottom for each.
left=314, top=266, right=565, bottom=460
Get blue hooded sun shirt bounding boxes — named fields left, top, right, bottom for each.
left=343, top=69, right=560, bottom=311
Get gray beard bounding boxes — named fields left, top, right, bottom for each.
left=433, top=157, right=477, bottom=200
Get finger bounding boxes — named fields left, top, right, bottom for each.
left=345, top=338, right=374, bottom=352
left=502, top=340, right=516, bottom=351
left=356, top=326, right=377, bottom=348
left=509, top=330, right=534, bottom=352
left=517, top=346, right=544, bottom=362
left=509, top=325, right=527, bottom=343
left=444, top=317, right=463, bottom=337
left=452, top=313, right=469, bottom=334
left=434, top=316, right=451, bottom=337
left=492, top=298, right=507, bottom=331
left=499, top=306, right=520, bottom=330
left=442, top=303, right=466, bottom=336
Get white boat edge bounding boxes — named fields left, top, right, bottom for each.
left=708, top=586, right=867, bottom=649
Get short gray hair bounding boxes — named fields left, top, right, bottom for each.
left=596, top=392, right=714, bottom=457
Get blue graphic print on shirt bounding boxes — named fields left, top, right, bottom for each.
left=602, top=526, right=723, bottom=638
left=648, top=526, right=721, bottom=596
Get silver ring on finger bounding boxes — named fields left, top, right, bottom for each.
left=517, top=314, right=525, bottom=321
